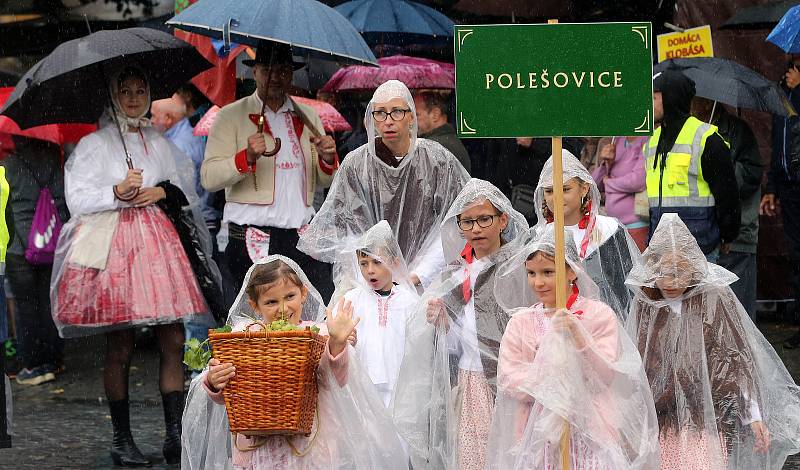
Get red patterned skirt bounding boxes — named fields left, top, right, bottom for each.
left=54, top=207, right=206, bottom=331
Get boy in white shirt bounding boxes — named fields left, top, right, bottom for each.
left=332, top=221, right=418, bottom=409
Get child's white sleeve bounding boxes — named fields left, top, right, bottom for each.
left=739, top=391, right=763, bottom=425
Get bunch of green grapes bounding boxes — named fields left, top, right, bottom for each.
left=268, top=319, right=298, bottom=331
left=266, top=320, right=320, bottom=334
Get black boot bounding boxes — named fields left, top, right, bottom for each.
left=109, top=398, right=151, bottom=467
left=161, top=391, right=185, bottom=465
left=0, top=354, right=11, bottom=449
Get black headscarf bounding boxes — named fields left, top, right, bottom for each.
left=653, top=70, right=696, bottom=170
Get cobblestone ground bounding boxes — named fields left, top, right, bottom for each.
left=1, top=316, right=800, bottom=469
left=1, top=332, right=176, bottom=469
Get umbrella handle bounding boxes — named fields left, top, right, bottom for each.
left=257, top=116, right=282, bottom=157
left=222, top=18, right=239, bottom=55
left=116, top=156, right=140, bottom=200
left=261, top=138, right=281, bottom=157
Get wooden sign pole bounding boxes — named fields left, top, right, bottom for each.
left=553, top=133, right=571, bottom=470
left=548, top=21, right=571, bottom=470
left=551, top=136, right=567, bottom=309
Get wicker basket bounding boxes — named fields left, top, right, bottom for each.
left=208, top=323, right=326, bottom=436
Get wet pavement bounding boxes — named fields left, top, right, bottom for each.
left=1, top=332, right=175, bottom=469
left=0, top=315, right=799, bottom=469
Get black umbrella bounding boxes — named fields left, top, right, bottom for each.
left=0, top=27, right=212, bottom=129
left=654, top=57, right=796, bottom=117
left=723, top=0, right=800, bottom=29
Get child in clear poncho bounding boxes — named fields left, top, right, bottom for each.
left=393, top=179, right=530, bottom=470
left=626, top=214, right=800, bottom=469
left=486, top=224, right=660, bottom=469
left=533, top=149, right=641, bottom=322
left=182, top=255, right=407, bottom=470
left=330, top=221, right=418, bottom=409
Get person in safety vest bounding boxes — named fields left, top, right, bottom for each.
left=645, top=70, right=740, bottom=263
left=691, top=97, right=762, bottom=323
left=0, top=166, right=12, bottom=448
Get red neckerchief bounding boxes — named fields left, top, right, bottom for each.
left=290, top=113, right=304, bottom=139
left=566, top=283, right=583, bottom=316
left=248, top=113, right=269, bottom=133
left=461, top=243, right=473, bottom=302
left=577, top=200, right=592, bottom=229
left=577, top=200, right=596, bottom=258
left=249, top=111, right=304, bottom=138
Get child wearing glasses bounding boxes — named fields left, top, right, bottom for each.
left=393, top=179, right=529, bottom=470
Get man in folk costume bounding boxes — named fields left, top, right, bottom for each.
left=644, top=70, right=740, bottom=263
left=202, top=42, right=339, bottom=300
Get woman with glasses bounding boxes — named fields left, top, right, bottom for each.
left=298, top=80, right=469, bottom=289
left=393, top=178, right=529, bottom=470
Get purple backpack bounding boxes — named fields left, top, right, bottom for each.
left=16, top=158, right=63, bottom=266
left=26, top=187, right=62, bottom=265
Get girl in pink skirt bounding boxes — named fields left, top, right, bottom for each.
left=51, top=66, right=214, bottom=466
left=394, top=179, right=530, bottom=469
left=627, top=214, right=800, bottom=469
left=485, top=224, right=659, bottom=470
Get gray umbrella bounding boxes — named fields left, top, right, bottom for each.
left=0, top=27, right=212, bottom=128
left=654, top=57, right=796, bottom=117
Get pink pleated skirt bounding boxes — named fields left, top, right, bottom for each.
left=55, top=207, right=206, bottom=330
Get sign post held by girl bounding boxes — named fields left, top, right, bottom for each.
left=551, top=133, right=571, bottom=469
left=455, top=18, right=655, bottom=470
left=545, top=15, right=569, bottom=459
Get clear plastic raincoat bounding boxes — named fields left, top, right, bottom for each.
left=486, top=224, right=660, bottom=470
left=392, top=179, right=529, bottom=469
left=297, top=80, right=469, bottom=287
left=181, top=255, right=407, bottom=470
left=329, top=220, right=419, bottom=409
left=533, top=149, right=641, bottom=322
left=626, top=214, right=800, bottom=469
left=50, top=71, right=219, bottom=337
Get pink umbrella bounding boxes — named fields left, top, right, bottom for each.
left=194, top=98, right=352, bottom=137
left=321, top=54, right=454, bottom=92
left=291, top=96, right=353, bottom=133
left=193, top=105, right=220, bottom=137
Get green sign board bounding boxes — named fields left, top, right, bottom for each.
left=455, top=22, right=654, bottom=138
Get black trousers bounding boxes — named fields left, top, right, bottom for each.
left=780, top=187, right=800, bottom=319
left=0, top=353, right=10, bottom=448
left=6, top=254, right=63, bottom=370
left=224, top=225, right=334, bottom=305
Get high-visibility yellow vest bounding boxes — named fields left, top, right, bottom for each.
left=0, top=167, right=10, bottom=264
left=644, top=116, right=719, bottom=209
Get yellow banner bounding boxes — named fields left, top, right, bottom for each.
left=656, top=25, right=713, bottom=62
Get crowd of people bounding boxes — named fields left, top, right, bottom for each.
left=1, top=40, right=800, bottom=469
